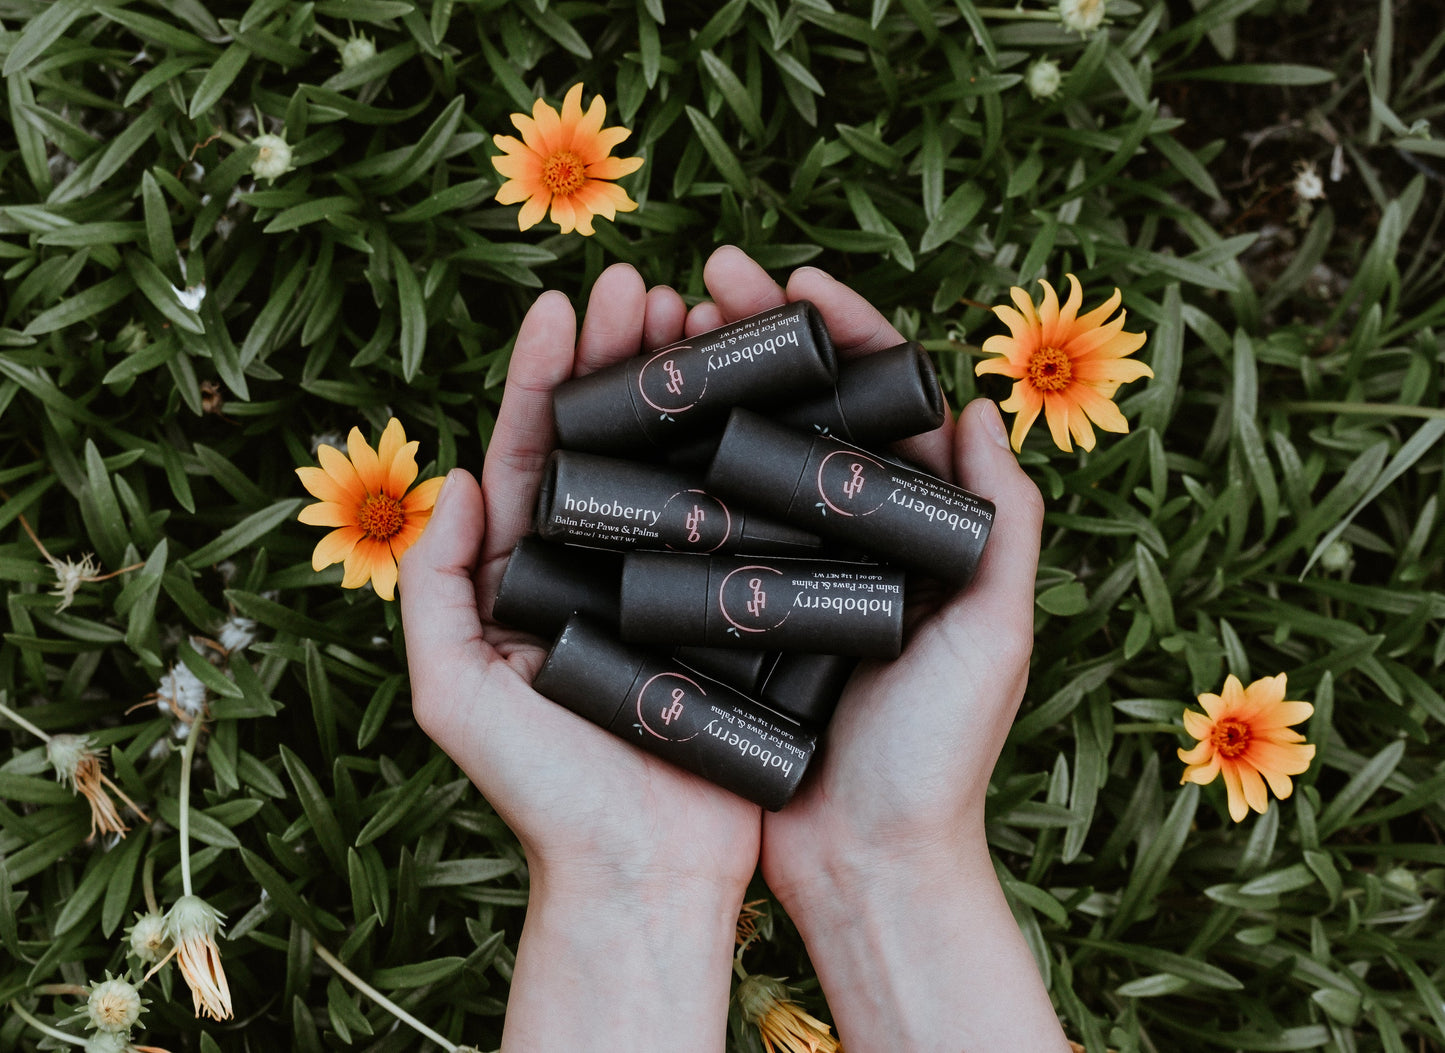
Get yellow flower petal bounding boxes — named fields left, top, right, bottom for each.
left=975, top=277, right=1149, bottom=452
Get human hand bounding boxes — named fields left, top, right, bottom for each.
left=686, top=246, right=1068, bottom=1050
left=398, top=264, right=761, bottom=1049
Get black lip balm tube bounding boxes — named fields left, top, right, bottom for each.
left=533, top=617, right=815, bottom=810
left=492, top=537, right=770, bottom=694
left=535, top=451, right=820, bottom=556
left=663, top=341, right=947, bottom=469
left=620, top=552, right=904, bottom=658
left=552, top=301, right=837, bottom=456
left=759, top=653, right=858, bottom=726
left=492, top=536, right=622, bottom=637
left=778, top=341, right=945, bottom=444
left=705, top=409, right=995, bottom=586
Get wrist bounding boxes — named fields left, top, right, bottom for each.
left=501, top=866, right=747, bottom=1052
left=769, top=837, right=1070, bottom=1053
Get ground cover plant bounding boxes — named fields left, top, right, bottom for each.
left=1, top=0, right=1443, bottom=1049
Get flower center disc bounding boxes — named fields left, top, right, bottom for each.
left=1027, top=346, right=1073, bottom=391
left=541, top=151, right=587, bottom=195
left=1210, top=717, right=1252, bottom=759
left=359, top=494, right=405, bottom=541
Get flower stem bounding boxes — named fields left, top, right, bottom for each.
left=0, top=698, right=51, bottom=743
left=9, top=1000, right=86, bottom=1046
left=143, top=853, right=159, bottom=915
left=313, top=22, right=346, bottom=45
left=312, top=942, right=458, bottom=1052
left=178, top=719, right=203, bottom=898
left=972, top=6, right=1062, bottom=18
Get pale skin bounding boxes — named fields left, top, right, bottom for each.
left=398, top=246, right=1072, bottom=1051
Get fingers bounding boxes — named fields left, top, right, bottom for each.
left=938, top=399, right=1045, bottom=650
left=643, top=284, right=687, bottom=349
left=480, top=290, right=577, bottom=568
left=398, top=470, right=490, bottom=742
left=785, top=266, right=905, bottom=357
left=574, top=263, right=648, bottom=375
left=702, top=244, right=788, bottom=320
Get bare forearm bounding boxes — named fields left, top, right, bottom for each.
left=503, top=874, right=744, bottom=1052
left=778, top=840, right=1071, bottom=1053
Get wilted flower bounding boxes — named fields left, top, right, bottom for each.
left=217, top=615, right=257, bottom=653
left=1179, top=673, right=1316, bottom=822
left=340, top=34, right=376, bottom=67
left=47, top=734, right=148, bottom=838
left=249, top=133, right=294, bottom=183
left=1059, top=0, right=1106, bottom=33
left=87, top=976, right=144, bottom=1033
left=1025, top=58, right=1063, bottom=100
left=1320, top=539, right=1353, bottom=573
left=736, top=898, right=768, bottom=948
left=47, top=552, right=99, bottom=611
left=491, top=83, right=644, bottom=235
left=975, top=275, right=1152, bottom=452
left=736, top=974, right=841, bottom=1053
left=160, top=895, right=233, bottom=1020
left=155, top=662, right=207, bottom=721
left=129, top=912, right=171, bottom=964
left=1292, top=160, right=1326, bottom=201
left=296, top=417, right=444, bottom=600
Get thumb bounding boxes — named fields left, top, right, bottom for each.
left=398, top=469, right=489, bottom=719
left=936, top=399, right=1044, bottom=651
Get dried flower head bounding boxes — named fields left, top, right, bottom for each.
left=491, top=83, right=644, bottom=235
left=48, top=552, right=99, bottom=611
left=340, top=34, right=375, bottom=67
left=296, top=417, right=444, bottom=600
left=217, top=615, right=257, bottom=653
left=249, top=133, right=294, bottom=183
left=736, top=974, right=841, bottom=1053
left=129, top=911, right=171, bottom=964
left=85, top=1033, right=131, bottom=1053
left=736, top=898, right=768, bottom=948
left=1025, top=58, right=1063, bottom=100
left=1292, top=160, right=1326, bottom=201
left=975, top=274, right=1151, bottom=452
left=87, top=976, right=144, bottom=1033
left=1059, top=0, right=1106, bottom=33
left=47, top=734, right=148, bottom=838
left=155, top=663, right=208, bottom=722
left=161, top=895, right=233, bottom=1020
left=1179, top=673, right=1315, bottom=822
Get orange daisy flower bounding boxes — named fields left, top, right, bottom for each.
left=491, top=83, right=643, bottom=235
left=296, top=418, right=443, bottom=601
left=736, top=974, right=841, bottom=1053
left=1178, top=673, right=1316, bottom=822
left=975, top=274, right=1152, bottom=452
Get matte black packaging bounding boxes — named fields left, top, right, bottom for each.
left=706, top=409, right=995, bottom=586
left=534, top=617, right=815, bottom=810
left=665, top=341, right=947, bottom=468
left=492, top=538, right=850, bottom=725
left=552, top=302, right=836, bottom=456
left=621, top=552, right=904, bottom=658
left=778, top=341, right=945, bottom=444
left=535, top=451, right=819, bottom=556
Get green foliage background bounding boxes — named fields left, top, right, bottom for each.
left=2, top=0, right=1443, bottom=1049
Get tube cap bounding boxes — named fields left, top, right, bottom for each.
left=552, top=368, right=642, bottom=456
left=619, top=551, right=710, bottom=645
left=761, top=653, right=858, bottom=726
left=532, top=617, right=645, bottom=729
left=777, top=342, right=942, bottom=443
left=704, top=409, right=814, bottom=520
left=674, top=647, right=771, bottom=691
left=492, top=537, right=622, bottom=637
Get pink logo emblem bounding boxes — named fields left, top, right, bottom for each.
left=746, top=577, right=766, bottom=617
left=663, top=359, right=684, bottom=395
left=660, top=689, right=685, bottom=725
left=685, top=505, right=705, bottom=544
left=843, top=462, right=865, bottom=499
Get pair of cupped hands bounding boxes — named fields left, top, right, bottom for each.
left=397, top=246, right=1051, bottom=1045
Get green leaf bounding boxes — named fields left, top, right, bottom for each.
left=392, top=241, right=426, bottom=382
left=183, top=499, right=303, bottom=570
left=189, top=43, right=252, bottom=119
left=3, top=0, right=92, bottom=76
left=920, top=182, right=985, bottom=253
left=279, top=745, right=348, bottom=872
left=1318, top=740, right=1405, bottom=837
left=684, top=106, right=751, bottom=195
